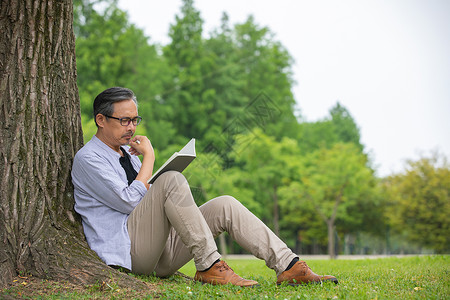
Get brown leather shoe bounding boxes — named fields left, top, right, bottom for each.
left=277, top=261, right=338, bottom=286
left=194, top=260, right=259, bottom=287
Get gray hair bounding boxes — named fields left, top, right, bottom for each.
left=93, top=87, right=137, bottom=127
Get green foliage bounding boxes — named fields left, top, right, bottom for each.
left=231, top=129, right=301, bottom=228
left=163, top=0, right=221, bottom=148
left=384, top=152, right=450, bottom=253
left=279, top=143, right=378, bottom=253
left=72, top=0, right=447, bottom=255
left=298, top=102, right=363, bottom=154
left=329, top=102, right=363, bottom=150
left=74, top=0, right=170, bottom=144
left=160, top=1, right=300, bottom=150
left=233, top=16, right=299, bottom=139
left=74, top=0, right=299, bottom=148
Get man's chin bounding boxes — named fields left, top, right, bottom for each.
left=121, top=137, right=132, bottom=145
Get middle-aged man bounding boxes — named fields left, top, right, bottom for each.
left=72, top=87, right=338, bottom=287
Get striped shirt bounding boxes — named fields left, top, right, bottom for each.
left=72, top=135, right=147, bottom=270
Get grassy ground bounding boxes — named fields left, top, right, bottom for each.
left=1, top=255, right=448, bottom=299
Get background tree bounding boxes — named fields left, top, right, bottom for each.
left=69, top=0, right=436, bottom=257
left=231, top=129, right=301, bottom=236
left=384, top=152, right=450, bottom=253
left=298, top=102, right=363, bottom=153
left=163, top=0, right=210, bottom=147
left=329, top=103, right=363, bottom=151
left=0, top=0, right=142, bottom=289
left=74, top=0, right=171, bottom=146
left=234, top=16, right=300, bottom=139
left=279, top=143, right=376, bottom=258
left=200, top=12, right=248, bottom=149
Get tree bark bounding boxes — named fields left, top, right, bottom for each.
left=0, top=0, right=144, bottom=289
left=219, top=233, right=227, bottom=258
left=327, top=221, right=336, bottom=259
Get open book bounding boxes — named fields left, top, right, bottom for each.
left=147, top=138, right=196, bottom=184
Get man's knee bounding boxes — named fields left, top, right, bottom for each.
left=211, top=195, right=244, bottom=211
left=158, top=170, right=184, bottom=180
left=156, top=171, right=187, bottom=187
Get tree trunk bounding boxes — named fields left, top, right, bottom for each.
left=0, top=0, right=144, bottom=289
left=272, top=185, right=279, bottom=236
left=219, top=234, right=227, bottom=259
left=327, top=220, right=336, bottom=259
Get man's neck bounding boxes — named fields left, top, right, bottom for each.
left=95, top=132, right=123, bottom=156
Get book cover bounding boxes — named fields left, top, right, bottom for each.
left=147, top=138, right=196, bottom=184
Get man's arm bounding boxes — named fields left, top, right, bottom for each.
left=129, top=135, right=154, bottom=190
left=72, top=152, right=146, bottom=214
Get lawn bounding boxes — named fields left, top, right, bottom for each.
left=1, top=255, right=448, bottom=299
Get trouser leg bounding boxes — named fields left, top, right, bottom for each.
left=127, top=171, right=220, bottom=275
left=155, top=195, right=296, bottom=276
left=199, top=195, right=296, bottom=275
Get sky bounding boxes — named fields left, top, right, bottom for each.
left=117, top=0, right=450, bottom=177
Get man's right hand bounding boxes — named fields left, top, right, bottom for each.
left=130, top=135, right=155, bottom=189
left=129, top=135, right=154, bottom=159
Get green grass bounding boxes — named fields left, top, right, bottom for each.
left=2, top=256, right=449, bottom=299
left=169, top=255, right=449, bottom=299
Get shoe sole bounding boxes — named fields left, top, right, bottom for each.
left=196, top=281, right=260, bottom=288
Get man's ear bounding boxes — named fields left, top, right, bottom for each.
left=96, top=114, right=106, bottom=128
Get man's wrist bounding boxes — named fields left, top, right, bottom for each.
left=141, top=151, right=155, bottom=163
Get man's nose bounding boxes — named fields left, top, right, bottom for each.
left=126, top=122, right=136, bottom=130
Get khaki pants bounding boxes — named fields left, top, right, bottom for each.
left=127, top=171, right=296, bottom=277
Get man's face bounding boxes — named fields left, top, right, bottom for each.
left=98, top=99, right=139, bottom=148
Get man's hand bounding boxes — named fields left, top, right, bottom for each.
left=129, top=135, right=154, bottom=158
left=129, top=135, right=155, bottom=189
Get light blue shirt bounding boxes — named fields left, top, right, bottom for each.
left=72, top=135, right=148, bottom=270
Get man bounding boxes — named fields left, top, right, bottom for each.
left=72, top=87, right=338, bottom=287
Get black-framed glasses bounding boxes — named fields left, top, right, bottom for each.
left=105, top=115, right=142, bottom=126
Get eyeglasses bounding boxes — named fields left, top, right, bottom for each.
left=104, top=115, right=142, bottom=126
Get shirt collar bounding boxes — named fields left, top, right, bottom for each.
left=91, top=135, right=129, bottom=158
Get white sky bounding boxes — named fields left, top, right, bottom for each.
left=117, top=0, right=450, bottom=177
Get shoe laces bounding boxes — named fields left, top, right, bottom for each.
left=299, top=261, right=312, bottom=271
left=217, top=261, right=233, bottom=272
